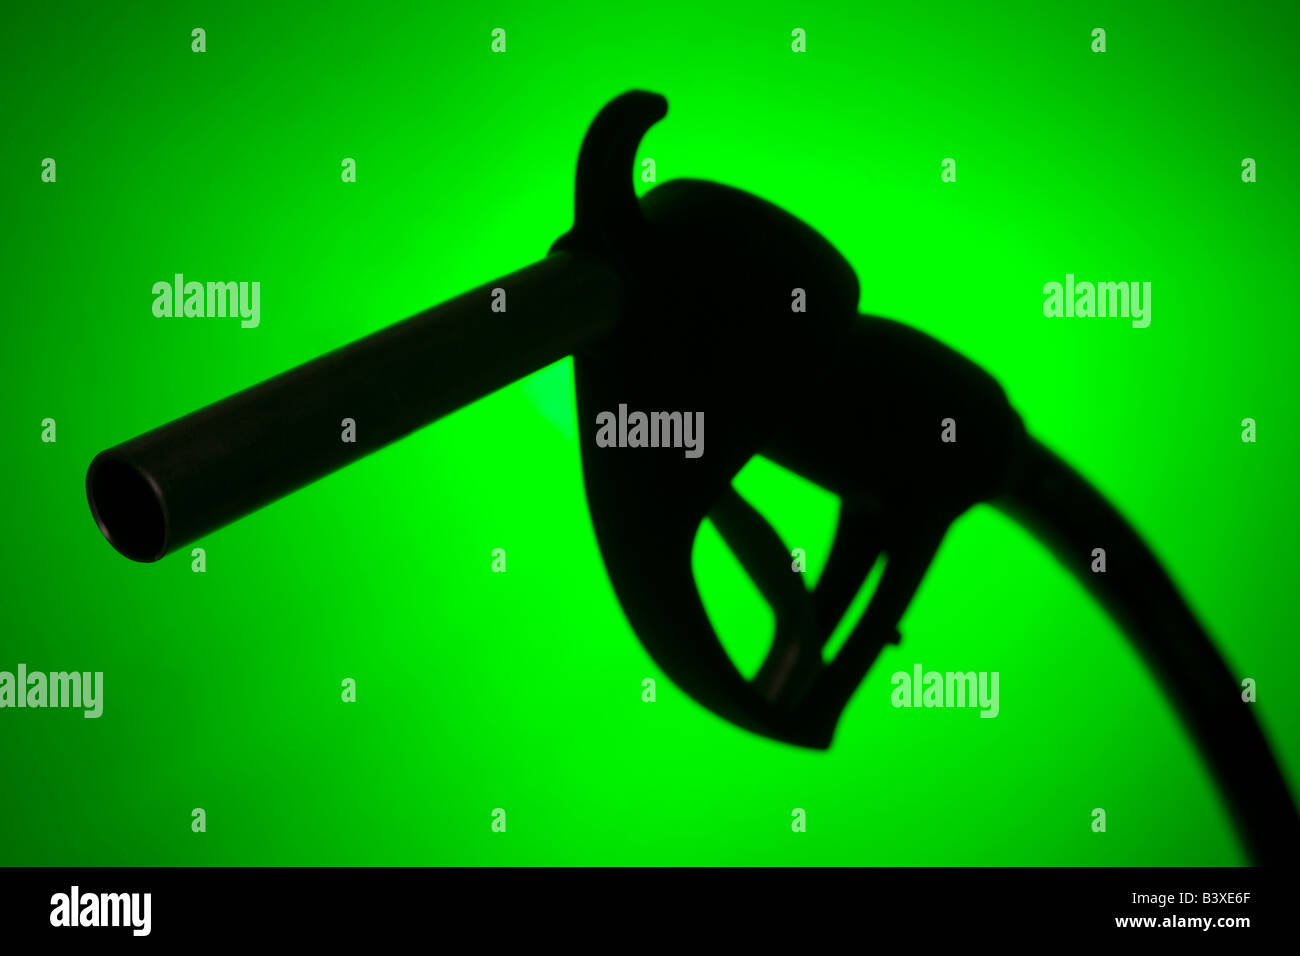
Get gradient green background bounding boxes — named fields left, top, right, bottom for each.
left=2, top=0, right=1296, bottom=865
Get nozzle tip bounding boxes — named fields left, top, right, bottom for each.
left=87, top=454, right=167, bottom=562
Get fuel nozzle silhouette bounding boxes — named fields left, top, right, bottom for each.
left=86, top=91, right=1298, bottom=864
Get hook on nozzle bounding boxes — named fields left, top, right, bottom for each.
left=551, top=90, right=668, bottom=259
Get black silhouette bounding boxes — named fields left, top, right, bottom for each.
left=86, top=91, right=1298, bottom=864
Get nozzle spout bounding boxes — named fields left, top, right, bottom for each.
left=87, top=251, right=622, bottom=561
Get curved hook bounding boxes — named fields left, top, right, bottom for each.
left=550, top=90, right=668, bottom=259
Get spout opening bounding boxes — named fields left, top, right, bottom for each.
left=87, top=455, right=168, bottom=562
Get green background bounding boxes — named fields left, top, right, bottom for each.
left=2, top=0, right=1295, bottom=865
